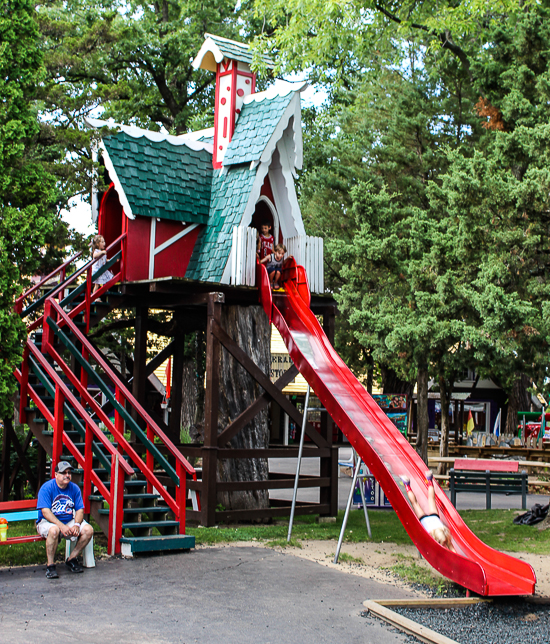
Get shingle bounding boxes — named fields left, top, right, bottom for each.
left=224, top=93, right=294, bottom=166
left=103, top=132, right=213, bottom=224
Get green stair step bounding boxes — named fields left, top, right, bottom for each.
left=120, top=534, right=195, bottom=555
left=121, top=520, right=179, bottom=530
left=89, top=493, right=160, bottom=502
left=98, top=506, right=170, bottom=515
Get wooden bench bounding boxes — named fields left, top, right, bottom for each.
left=449, top=459, right=528, bottom=510
left=0, top=500, right=44, bottom=545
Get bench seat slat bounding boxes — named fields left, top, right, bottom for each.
left=0, top=535, right=44, bottom=545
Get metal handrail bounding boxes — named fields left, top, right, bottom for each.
left=45, top=298, right=196, bottom=478
left=15, top=251, right=83, bottom=314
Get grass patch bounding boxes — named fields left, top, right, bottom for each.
left=334, top=552, right=363, bottom=564
left=389, top=559, right=452, bottom=594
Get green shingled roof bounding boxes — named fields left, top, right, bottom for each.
left=205, top=34, right=273, bottom=69
left=185, top=165, right=257, bottom=282
left=103, top=132, right=213, bottom=224
left=223, top=93, right=294, bottom=166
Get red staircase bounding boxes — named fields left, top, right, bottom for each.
left=14, top=235, right=196, bottom=555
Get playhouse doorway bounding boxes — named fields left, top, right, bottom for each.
left=98, top=184, right=124, bottom=248
left=251, top=197, right=281, bottom=244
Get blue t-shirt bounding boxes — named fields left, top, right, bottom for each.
left=36, top=479, right=84, bottom=524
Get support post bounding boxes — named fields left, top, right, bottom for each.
left=202, top=293, right=224, bottom=527
left=320, top=305, right=338, bottom=516
left=168, top=310, right=185, bottom=443
left=132, top=306, right=148, bottom=435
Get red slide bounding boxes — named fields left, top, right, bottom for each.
left=259, top=260, right=535, bottom=596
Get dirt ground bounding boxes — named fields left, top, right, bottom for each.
left=200, top=539, right=550, bottom=598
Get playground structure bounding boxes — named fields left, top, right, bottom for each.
left=1, top=34, right=537, bottom=594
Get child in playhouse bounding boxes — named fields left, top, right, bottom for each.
left=260, top=243, right=287, bottom=290
left=91, top=234, right=114, bottom=293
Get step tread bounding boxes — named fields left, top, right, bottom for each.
left=89, top=493, right=160, bottom=502
left=120, top=534, right=195, bottom=553
left=98, top=506, right=170, bottom=515
left=121, top=520, right=179, bottom=529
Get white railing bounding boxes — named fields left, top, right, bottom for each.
left=230, top=226, right=257, bottom=286
left=286, top=235, right=324, bottom=294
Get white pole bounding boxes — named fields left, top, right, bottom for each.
left=334, top=450, right=361, bottom=564
left=287, top=385, right=310, bottom=542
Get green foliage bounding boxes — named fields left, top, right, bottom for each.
left=0, top=0, right=58, bottom=417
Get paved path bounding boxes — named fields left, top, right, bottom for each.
left=0, top=547, right=414, bottom=644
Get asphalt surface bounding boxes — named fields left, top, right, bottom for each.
left=0, top=546, right=414, bottom=644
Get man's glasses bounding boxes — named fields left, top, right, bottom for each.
left=59, top=471, right=72, bottom=477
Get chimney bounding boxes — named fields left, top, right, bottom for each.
left=193, top=34, right=257, bottom=168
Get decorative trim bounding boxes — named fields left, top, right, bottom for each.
left=84, top=117, right=213, bottom=154
left=99, top=142, right=134, bottom=220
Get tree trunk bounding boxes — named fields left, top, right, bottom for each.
left=437, top=375, right=452, bottom=476
left=180, top=357, right=197, bottom=434
left=416, top=365, right=429, bottom=465
left=504, top=373, right=531, bottom=436
left=381, top=365, right=414, bottom=397
left=189, top=330, right=206, bottom=444
left=217, top=305, right=271, bottom=512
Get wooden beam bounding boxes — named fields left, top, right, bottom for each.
left=145, top=341, right=175, bottom=377
left=168, top=312, right=185, bottom=442
left=216, top=365, right=299, bottom=446
left=212, top=320, right=329, bottom=449
left=202, top=292, right=224, bottom=526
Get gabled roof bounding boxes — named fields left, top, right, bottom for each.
left=193, top=33, right=273, bottom=72
left=224, top=82, right=307, bottom=170
left=85, top=119, right=213, bottom=223
left=185, top=165, right=257, bottom=282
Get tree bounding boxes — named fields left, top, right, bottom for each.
left=297, top=34, right=482, bottom=461
left=431, top=4, right=550, bottom=434
left=0, top=0, right=58, bottom=418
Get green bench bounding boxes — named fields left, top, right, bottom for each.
left=449, top=459, right=527, bottom=510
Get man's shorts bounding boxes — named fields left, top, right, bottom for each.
left=36, top=518, right=90, bottom=540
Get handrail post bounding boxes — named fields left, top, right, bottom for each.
left=176, top=460, right=186, bottom=535
left=19, top=345, right=30, bottom=424
left=52, top=385, right=64, bottom=473
left=83, top=421, right=93, bottom=513
left=146, top=423, right=154, bottom=494
left=85, top=265, right=92, bottom=333
left=109, top=453, right=124, bottom=556
left=115, top=386, right=125, bottom=441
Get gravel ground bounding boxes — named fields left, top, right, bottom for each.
left=378, top=599, right=550, bottom=644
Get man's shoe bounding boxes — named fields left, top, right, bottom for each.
left=46, top=565, right=59, bottom=579
left=65, top=558, right=83, bottom=573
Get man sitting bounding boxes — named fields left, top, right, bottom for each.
left=36, top=461, right=94, bottom=579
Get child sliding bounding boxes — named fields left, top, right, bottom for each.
left=401, top=470, right=456, bottom=552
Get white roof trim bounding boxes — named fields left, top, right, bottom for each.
left=84, top=117, right=213, bottom=154
left=192, top=36, right=225, bottom=71
left=258, top=94, right=301, bottom=169
left=243, top=80, right=308, bottom=104
left=99, top=142, right=135, bottom=220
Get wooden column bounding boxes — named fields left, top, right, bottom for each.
left=168, top=310, right=185, bottom=443
left=320, top=305, right=338, bottom=516
left=132, top=306, right=148, bottom=432
left=202, top=293, right=224, bottom=527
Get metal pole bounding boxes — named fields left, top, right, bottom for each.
left=357, top=471, right=372, bottom=539
left=287, top=385, right=310, bottom=542
left=334, top=450, right=362, bottom=564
